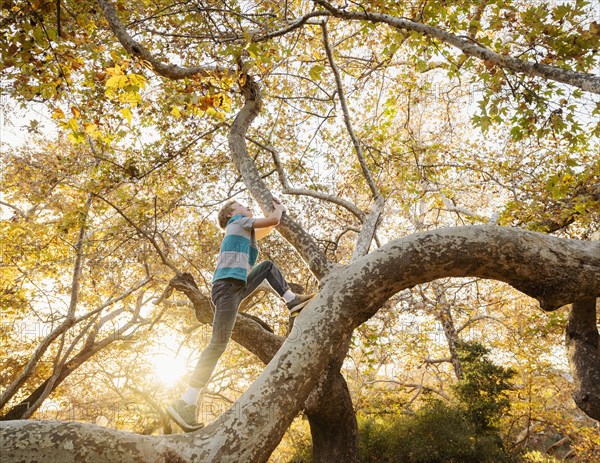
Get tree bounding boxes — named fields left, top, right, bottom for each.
left=1, top=0, right=599, bottom=461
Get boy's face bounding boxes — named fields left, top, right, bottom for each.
left=229, top=201, right=253, bottom=218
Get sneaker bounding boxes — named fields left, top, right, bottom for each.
left=287, top=293, right=315, bottom=316
left=166, top=399, right=204, bottom=432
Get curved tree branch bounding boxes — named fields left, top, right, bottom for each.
left=3, top=226, right=598, bottom=462
left=314, top=0, right=600, bottom=94
left=96, top=0, right=234, bottom=79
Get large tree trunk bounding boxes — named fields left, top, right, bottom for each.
left=2, top=226, right=599, bottom=462
left=305, top=339, right=359, bottom=463
left=565, top=298, right=600, bottom=421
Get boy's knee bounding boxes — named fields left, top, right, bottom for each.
left=208, top=337, right=229, bottom=353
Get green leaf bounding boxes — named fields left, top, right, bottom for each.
left=309, top=64, right=325, bottom=81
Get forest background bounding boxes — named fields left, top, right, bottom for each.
left=1, top=0, right=599, bottom=462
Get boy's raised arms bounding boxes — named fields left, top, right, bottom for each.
left=253, top=200, right=286, bottom=238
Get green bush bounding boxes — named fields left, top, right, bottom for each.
left=358, top=400, right=513, bottom=463
left=358, top=341, right=516, bottom=463
left=290, top=341, right=517, bottom=462
left=453, top=341, right=516, bottom=432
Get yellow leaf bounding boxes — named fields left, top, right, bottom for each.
left=84, top=122, right=98, bottom=135
left=71, top=106, right=81, bottom=118
left=51, top=108, right=65, bottom=120
left=66, top=118, right=79, bottom=131
left=106, top=75, right=128, bottom=89
left=120, top=107, right=132, bottom=124
left=171, top=106, right=182, bottom=118
left=128, top=73, right=147, bottom=88
left=67, top=131, right=85, bottom=144
left=107, top=64, right=122, bottom=76
left=120, top=91, right=141, bottom=106
left=205, top=107, right=225, bottom=121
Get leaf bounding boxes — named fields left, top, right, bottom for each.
left=120, top=107, right=132, bottom=124
left=66, top=118, right=79, bottom=131
left=171, top=106, right=182, bottom=118
left=128, top=74, right=147, bottom=88
left=106, top=75, right=128, bottom=89
left=107, top=64, right=123, bottom=76
left=84, top=122, right=99, bottom=136
left=51, top=108, right=65, bottom=120
left=309, top=64, right=325, bottom=81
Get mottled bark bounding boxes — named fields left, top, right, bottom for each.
left=228, top=74, right=331, bottom=280
left=168, top=273, right=359, bottom=461
left=565, top=298, right=600, bottom=421
left=2, top=226, right=598, bottom=462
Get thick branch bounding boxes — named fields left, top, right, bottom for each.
left=96, top=0, right=234, bottom=79
left=228, top=75, right=331, bottom=280
left=314, top=0, right=600, bottom=94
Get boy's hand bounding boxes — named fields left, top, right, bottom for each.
left=273, top=198, right=287, bottom=213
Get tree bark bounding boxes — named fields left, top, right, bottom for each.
left=2, top=226, right=598, bottom=462
left=305, top=338, right=359, bottom=463
left=168, top=273, right=359, bottom=462
left=565, top=298, right=600, bottom=421
left=228, top=74, right=331, bottom=280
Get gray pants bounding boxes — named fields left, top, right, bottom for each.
left=189, top=261, right=290, bottom=388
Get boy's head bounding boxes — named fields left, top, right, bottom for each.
left=217, top=200, right=253, bottom=229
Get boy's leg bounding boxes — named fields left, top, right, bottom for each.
left=243, top=260, right=290, bottom=299
left=190, top=279, right=245, bottom=389
left=243, top=261, right=314, bottom=315
left=168, top=278, right=244, bottom=431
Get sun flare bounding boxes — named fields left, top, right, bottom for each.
left=149, top=352, right=188, bottom=387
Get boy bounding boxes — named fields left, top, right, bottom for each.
left=166, top=198, right=314, bottom=432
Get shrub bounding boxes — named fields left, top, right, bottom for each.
left=358, top=400, right=513, bottom=463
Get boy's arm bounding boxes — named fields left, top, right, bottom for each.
left=255, top=225, right=276, bottom=240
left=252, top=201, right=285, bottom=235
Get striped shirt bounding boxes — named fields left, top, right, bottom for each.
left=212, top=215, right=258, bottom=283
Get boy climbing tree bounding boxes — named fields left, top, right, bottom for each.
left=166, top=198, right=314, bottom=431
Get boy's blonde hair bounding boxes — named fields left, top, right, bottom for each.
left=217, top=200, right=238, bottom=229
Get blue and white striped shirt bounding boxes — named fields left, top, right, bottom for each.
left=212, top=215, right=258, bottom=283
